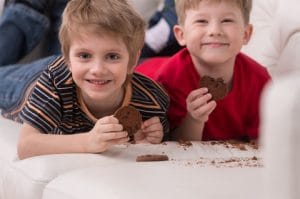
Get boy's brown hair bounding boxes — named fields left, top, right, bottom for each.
left=175, top=0, right=252, bottom=25
left=59, top=0, right=145, bottom=68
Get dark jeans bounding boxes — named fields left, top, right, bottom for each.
left=0, top=0, right=67, bottom=65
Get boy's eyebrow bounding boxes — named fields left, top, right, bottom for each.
left=72, top=47, right=124, bottom=53
left=192, top=12, right=237, bottom=17
left=71, top=47, right=90, bottom=52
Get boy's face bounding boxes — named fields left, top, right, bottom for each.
left=68, top=31, right=130, bottom=105
left=174, top=1, right=252, bottom=67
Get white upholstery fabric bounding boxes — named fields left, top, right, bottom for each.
left=43, top=165, right=263, bottom=199
left=1, top=153, right=124, bottom=199
left=241, top=0, right=279, bottom=73
left=242, top=0, right=300, bottom=76
left=274, top=32, right=300, bottom=77
left=0, top=116, right=126, bottom=199
left=0, top=117, right=47, bottom=199
left=0, top=117, right=21, bottom=199
left=42, top=142, right=263, bottom=199
left=261, top=71, right=300, bottom=199
left=0, top=117, right=20, bottom=161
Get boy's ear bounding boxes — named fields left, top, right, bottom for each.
left=173, top=24, right=186, bottom=46
left=66, top=60, right=72, bottom=71
left=243, top=24, right=253, bottom=45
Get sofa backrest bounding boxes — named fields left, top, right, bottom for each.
left=242, top=0, right=300, bottom=77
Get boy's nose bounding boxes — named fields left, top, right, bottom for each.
left=90, top=61, right=108, bottom=74
left=208, top=22, right=222, bottom=36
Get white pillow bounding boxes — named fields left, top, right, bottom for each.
left=127, top=0, right=162, bottom=22
left=0, top=0, right=5, bottom=15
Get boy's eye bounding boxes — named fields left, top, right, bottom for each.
left=196, top=19, right=208, bottom=24
left=78, top=53, right=91, bottom=59
left=222, top=18, right=234, bottom=23
left=106, top=53, right=120, bottom=61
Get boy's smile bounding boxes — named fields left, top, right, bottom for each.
left=201, top=41, right=229, bottom=48
left=86, top=79, right=112, bottom=89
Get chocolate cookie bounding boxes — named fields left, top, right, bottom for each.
left=200, top=75, right=228, bottom=100
left=114, top=105, right=142, bottom=137
left=136, top=154, right=169, bottom=162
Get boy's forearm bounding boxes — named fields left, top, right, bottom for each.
left=17, top=125, right=88, bottom=160
left=171, top=114, right=204, bottom=141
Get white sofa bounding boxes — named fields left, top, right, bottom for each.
left=0, top=116, right=264, bottom=199
left=241, top=0, right=300, bottom=77
left=1, top=0, right=300, bottom=198
left=260, top=70, right=300, bottom=199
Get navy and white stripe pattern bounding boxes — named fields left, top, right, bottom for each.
left=19, top=56, right=170, bottom=136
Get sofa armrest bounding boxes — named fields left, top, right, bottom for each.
left=0, top=116, right=124, bottom=199
left=2, top=153, right=122, bottom=199
left=261, top=71, right=300, bottom=199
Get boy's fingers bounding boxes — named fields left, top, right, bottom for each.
left=99, top=131, right=128, bottom=140
left=94, top=123, right=123, bottom=132
left=146, top=135, right=162, bottom=143
left=97, top=116, right=118, bottom=125
left=188, top=93, right=212, bottom=111
left=107, top=137, right=130, bottom=145
left=195, top=101, right=216, bottom=118
left=187, top=87, right=209, bottom=102
left=142, top=117, right=160, bottom=128
left=142, top=123, right=162, bottom=132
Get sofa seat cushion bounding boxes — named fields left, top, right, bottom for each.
left=43, top=164, right=263, bottom=199
left=43, top=141, right=263, bottom=199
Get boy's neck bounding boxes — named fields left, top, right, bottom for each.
left=191, top=56, right=236, bottom=84
left=78, top=85, right=126, bottom=120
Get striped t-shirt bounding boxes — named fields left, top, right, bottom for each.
left=17, top=56, right=170, bottom=137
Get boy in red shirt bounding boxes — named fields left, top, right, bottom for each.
left=136, top=0, right=271, bottom=141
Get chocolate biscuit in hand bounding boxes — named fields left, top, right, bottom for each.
left=200, top=75, right=228, bottom=101
left=114, top=105, right=142, bottom=138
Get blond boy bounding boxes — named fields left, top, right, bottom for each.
left=137, top=0, right=271, bottom=141
left=0, top=0, right=169, bottom=159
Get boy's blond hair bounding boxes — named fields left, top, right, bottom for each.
left=175, top=0, right=252, bottom=25
left=59, top=0, right=145, bottom=68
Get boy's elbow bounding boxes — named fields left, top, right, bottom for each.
left=17, top=139, right=29, bottom=160
left=17, top=123, right=40, bottom=160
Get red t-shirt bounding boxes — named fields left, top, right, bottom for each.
left=136, top=48, right=271, bottom=140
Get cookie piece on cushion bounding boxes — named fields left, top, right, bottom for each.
left=136, top=154, right=169, bottom=162
left=200, top=75, right=228, bottom=101
left=114, top=105, right=142, bottom=137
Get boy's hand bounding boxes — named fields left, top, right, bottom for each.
left=86, top=116, right=129, bottom=153
left=186, top=88, right=217, bottom=122
left=134, top=117, right=163, bottom=144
